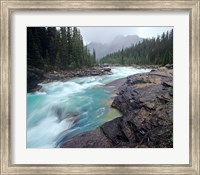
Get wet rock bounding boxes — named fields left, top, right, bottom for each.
left=165, top=64, right=173, bottom=69
left=60, top=128, right=113, bottom=148
left=91, top=71, right=100, bottom=76
left=103, top=67, right=111, bottom=72
left=162, top=81, right=173, bottom=87
left=28, top=66, right=113, bottom=92
left=27, top=67, right=44, bottom=92
left=61, top=67, right=173, bottom=148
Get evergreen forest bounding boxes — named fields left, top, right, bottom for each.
left=27, top=27, right=96, bottom=71
left=27, top=27, right=173, bottom=71
left=100, top=29, right=173, bottom=65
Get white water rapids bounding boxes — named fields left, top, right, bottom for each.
left=27, top=67, right=150, bottom=148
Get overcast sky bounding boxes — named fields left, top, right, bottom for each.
left=79, top=27, right=173, bottom=44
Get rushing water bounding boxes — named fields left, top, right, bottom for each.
left=27, top=67, right=150, bottom=148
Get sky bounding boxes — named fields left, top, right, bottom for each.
left=79, top=27, right=173, bottom=44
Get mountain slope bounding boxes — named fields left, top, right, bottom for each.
left=87, top=35, right=143, bottom=59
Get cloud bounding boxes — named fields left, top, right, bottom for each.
left=79, top=26, right=173, bottom=44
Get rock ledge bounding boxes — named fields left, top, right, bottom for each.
left=61, top=67, right=173, bottom=148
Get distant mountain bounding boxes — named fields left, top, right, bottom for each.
left=87, top=35, right=143, bottom=59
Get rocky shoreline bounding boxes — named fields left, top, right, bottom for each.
left=60, top=66, right=173, bottom=148
left=27, top=66, right=112, bottom=92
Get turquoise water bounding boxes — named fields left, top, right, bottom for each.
left=27, top=67, right=150, bottom=148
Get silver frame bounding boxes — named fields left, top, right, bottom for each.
left=0, top=1, right=199, bottom=174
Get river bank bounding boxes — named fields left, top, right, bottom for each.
left=27, top=64, right=166, bottom=93
left=27, top=66, right=112, bottom=92
left=60, top=66, right=173, bottom=148
left=27, top=66, right=151, bottom=148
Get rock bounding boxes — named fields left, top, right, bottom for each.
left=165, top=64, right=173, bottom=69
left=52, top=106, right=80, bottom=122
left=91, top=71, right=100, bottom=76
left=60, top=128, right=113, bottom=148
left=162, top=81, right=173, bottom=87
left=29, top=66, right=113, bottom=92
left=61, top=67, right=173, bottom=148
left=103, top=67, right=111, bottom=72
left=27, top=67, right=44, bottom=92
left=107, top=72, right=113, bottom=75
left=100, top=63, right=109, bottom=67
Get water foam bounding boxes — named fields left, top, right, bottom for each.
left=27, top=67, right=150, bottom=148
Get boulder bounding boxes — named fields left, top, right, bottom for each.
left=103, top=67, right=111, bottom=72
left=91, top=71, right=100, bottom=76
left=27, top=67, right=44, bottom=92
left=165, top=64, right=173, bottom=69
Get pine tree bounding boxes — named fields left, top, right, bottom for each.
left=60, top=27, right=68, bottom=69
left=121, top=48, right=124, bottom=65
left=27, top=26, right=97, bottom=70
left=101, top=29, right=173, bottom=66
left=46, top=27, right=57, bottom=67
left=66, top=27, right=73, bottom=68
left=72, top=27, right=79, bottom=68
left=92, top=48, right=96, bottom=65
left=27, top=27, right=44, bottom=68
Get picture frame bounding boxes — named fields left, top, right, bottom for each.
left=0, top=0, right=199, bottom=174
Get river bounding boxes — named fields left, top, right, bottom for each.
left=27, top=66, right=150, bottom=148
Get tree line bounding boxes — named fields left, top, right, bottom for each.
left=27, top=27, right=96, bottom=71
left=100, top=29, right=173, bottom=66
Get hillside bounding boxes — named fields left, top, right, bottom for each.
left=87, top=35, right=143, bottom=59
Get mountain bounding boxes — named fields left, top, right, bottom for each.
left=87, top=35, right=143, bottom=59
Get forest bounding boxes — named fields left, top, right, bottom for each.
left=28, top=27, right=173, bottom=71
left=100, top=29, right=173, bottom=65
left=27, top=27, right=96, bottom=71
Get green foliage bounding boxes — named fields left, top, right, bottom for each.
left=27, top=27, right=96, bottom=71
left=100, top=29, right=173, bottom=66
left=27, top=28, right=44, bottom=69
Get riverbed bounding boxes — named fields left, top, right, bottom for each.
left=27, top=67, right=150, bottom=148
